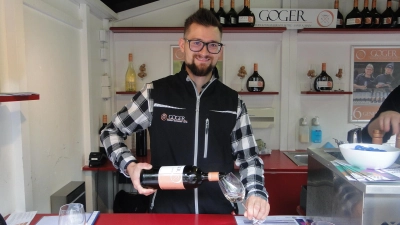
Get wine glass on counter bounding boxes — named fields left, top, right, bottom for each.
left=218, top=172, right=265, bottom=225
left=307, top=64, right=317, bottom=91
left=58, top=203, right=86, bottom=225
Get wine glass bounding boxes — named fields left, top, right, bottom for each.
left=307, top=64, right=317, bottom=91
left=335, top=65, right=344, bottom=91
left=58, top=203, right=86, bottom=225
left=218, top=172, right=265, bottom=225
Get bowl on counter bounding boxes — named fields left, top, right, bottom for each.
left=339, top=143, right=400, bottom=169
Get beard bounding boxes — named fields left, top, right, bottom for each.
left=185, top=55, right=214, bottom=77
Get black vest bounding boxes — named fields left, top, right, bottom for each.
left=148, top=70, right=238, bottom=214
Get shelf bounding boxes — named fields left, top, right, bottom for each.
left=110, top=27, right=286, bottom=34
left=298, top=28, right=400, bottom=34
left=0, top=93, right=40, bottom=102
left=301, top=91, right=352, bottom=95
left=238, top=91, right=279, bottom=95
left=116, top=91, right=137, bottom=95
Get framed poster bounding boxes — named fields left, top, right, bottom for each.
left=170, top=46, right=225, bottom=83
left=350, top=46, right=400, bottom=122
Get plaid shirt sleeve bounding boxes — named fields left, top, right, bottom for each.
left=100, top=83, right=153, bottom=176
left=231, top=98, right=269, bottom=201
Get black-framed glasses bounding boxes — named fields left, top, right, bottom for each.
left=184, top=38, right=224, bottom=54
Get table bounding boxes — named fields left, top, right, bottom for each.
left=32, top=213, right=237, bottom=225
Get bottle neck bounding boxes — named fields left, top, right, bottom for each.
left=364, top=0, right=368, bottom=9
left=220, top=0, right=224, bottom=7
left=353, top=0, right=358, bottom=8
left=372, top=0, right=377, bottom=9
left=204, top=172, right=225, bottom=181
left=210, top=0, right=214, bottom=8
left=334, top=0, right=339, bottom=9
left=231, top=0, right=234, bottom=8
left=387, top=0, right=392, bottom=8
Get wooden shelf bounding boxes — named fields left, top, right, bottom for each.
left=110, top=27, right=286, bottom=33
left=0, top=93, right=40, bottom=102
left=298, top=28, right=400, bottom=34
left=238, top=91, right=279, bottom=95
left=301, top=91, right=352, bottom=95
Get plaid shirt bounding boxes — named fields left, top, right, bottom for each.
left=101, top=79, right=268, bottom=201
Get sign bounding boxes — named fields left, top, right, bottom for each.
left=252, top=8, right=338, bottom=29
left=351, top=46, right=400, bottom=122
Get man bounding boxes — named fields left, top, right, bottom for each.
left=374, top=62, right=395, bottom=89
left=100, top=9, right=270, bottom=221
left=353, top=63, right=375, bottom=91
left=362, top=84, right=400, bottom=143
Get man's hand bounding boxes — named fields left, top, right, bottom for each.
left=368, top=110, right=400, bottom=137
left=126, top=162, right=156, bottom=196
left=243, top=195, right=270, bottom=221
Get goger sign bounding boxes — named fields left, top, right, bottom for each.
left=252, top=8, right=338, bottom=29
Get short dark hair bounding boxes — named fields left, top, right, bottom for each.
left=183, top=8, right=222, bottom=38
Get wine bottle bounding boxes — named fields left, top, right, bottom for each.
left=216, top=0, right=227, bottom=26
left=237, top=0, right=255, bottom=27
left=210, top=0, right=218, bottom=20
left=199, top=0, right=203, bottom=8
left=361, top=0, right=373, bottom=28
left=225, top=0, right=238, bottom=27
left=334, top=0, right=344, bottom=28
left=345, top=0, right=363, bottom=28
left=99, top=115, right=107, bottom=155
left=125, top=53, right=136, bottom=92
left=313, top=63, right=333, bottom=92
left=246, top=63, right=265, bottom=92
left=370, top=0, right=381, bottom=28
left=381, top=0, right=396, bottom=28
left=135, top=129, right=147, bottom=157
left=140, top=165, right=225, bottom=190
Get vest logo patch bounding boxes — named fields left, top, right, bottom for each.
left=161, top=113, right=188, bottom=123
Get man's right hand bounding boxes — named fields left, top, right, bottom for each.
left=368, top=110, right=400, bottom=137
left=126, top=162, right=156, bottom=196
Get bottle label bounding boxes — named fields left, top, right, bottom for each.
left=230, top=17, right=237, bottom=24
left=238, top=16, right=254, bottom=23
left=317, top=81, right=332, bottom=88
left=346, top=18, right=362, bottom=25
left=364, top=17, right=372, bottom=25
left=220, top=17, right=225, bottom=24
left=336, top=19, right=343, bottom=25
left=248, top=81, right=264, bottom=87
left=158, top=166, right=185, bottom=189
left=383, top=17, right=392, bottom=25
left=311, top=130, right=322, bottom=143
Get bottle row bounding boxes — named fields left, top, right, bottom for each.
left=336, top=0, right=400, bottom=28
left=199, top=0, right=255, bottom=27
left=299, top=116, right=322, bottom=144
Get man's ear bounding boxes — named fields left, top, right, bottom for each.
left=179, top=38, right=185, bottom=53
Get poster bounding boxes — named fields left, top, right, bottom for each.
left=170, top=46, right=224, bottom=83
left=351, top=46, right=400, bottom=122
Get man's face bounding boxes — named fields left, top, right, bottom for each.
left=179, top=23, right=222, bottom=77
left=365, top=67, right=373, bottom=77
left=385, top=67, right=393, bottom=75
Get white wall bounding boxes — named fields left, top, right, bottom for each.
left=0, top=0, right=105, bottom=215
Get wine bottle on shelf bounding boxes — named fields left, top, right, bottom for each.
left=370, top=0, right=382, bottom=28
left=125, top=53, right=136, bottom=92
left=210, top=0, right=218, bottom=19
left=361, top=0, right=373, bottom=28
left=99, top=115, right=107, bottom=155
left=246, top=63, right=265, bottom=92
left=334, top=0, right=344, bottom=28
left=216, top=0, right=227, bottom=26
left=135, top=129, right=148, bottom=157
left=345, top=0, right=363, bottom=28
left=140, top=165, right=225, bottom=190
left=381, top=0, right=396, bottom=28
left=199, top=0, right=203, bottom=8
left=225, top=0, right=238, bottom=27
left=313, top=63, right=333, bottom=92
left=237, top=0, right=255, bottom=27
left=395, top=3, right=400, bottom=28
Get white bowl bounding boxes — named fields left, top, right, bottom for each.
left=339, top=143, right=400, bottom=169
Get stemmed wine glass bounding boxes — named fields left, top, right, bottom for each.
left=218, top=172, right=265, bottom=225
left=58, top=203, right=86, bottom=225
left=307, top=64, right=317, bottom=91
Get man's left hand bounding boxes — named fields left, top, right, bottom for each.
left=243, top=195, right=270, bottom=221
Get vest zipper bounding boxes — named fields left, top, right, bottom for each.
left=204, top=118, right=209, bottom=158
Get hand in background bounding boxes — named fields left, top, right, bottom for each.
left=368, top=110, right=400, bottom=137
left=126, top=162, right=156, bottom=196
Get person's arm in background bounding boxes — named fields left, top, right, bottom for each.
left=362, top=85, right=400, bottom=143
left=100, top=83, right=155, bottom=196
left=231, top=98, right=270, bottom=221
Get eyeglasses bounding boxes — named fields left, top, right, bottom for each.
left=184, top=38, right=224, bottom=54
